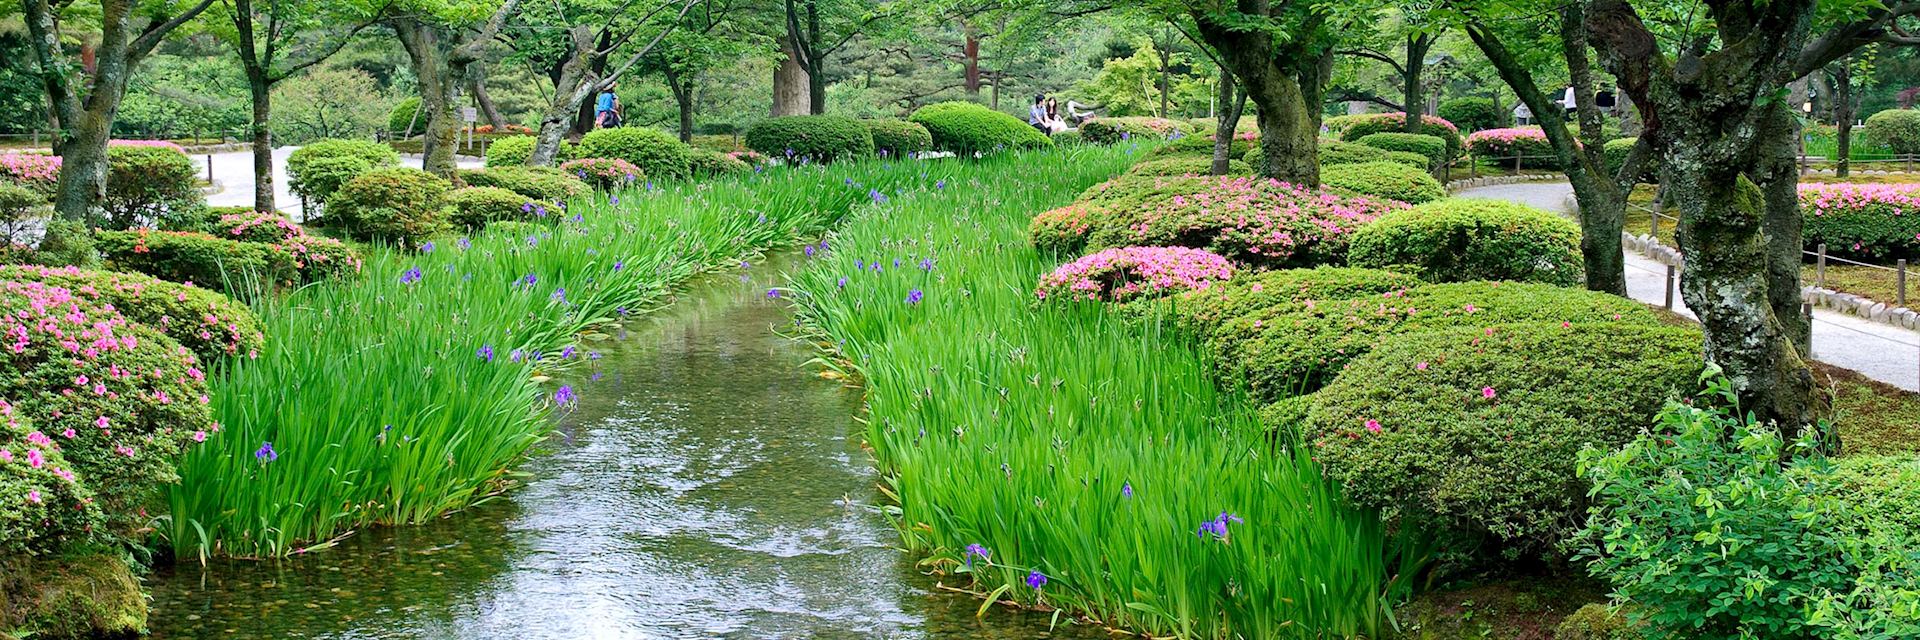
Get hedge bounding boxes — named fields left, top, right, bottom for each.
left=1800, top=183, right=1920, bottom=262
left=1602, top=137, right=1656, bottom=184
left=864, top=118, right=934, bottom=158
left=909, top=101, right=1052, bottom=156
left=0, top=153, right=60, bottom=200
left=1464, top=128, right=1558, bottom=169
left=1029, top=203, right=1099, bottom=255
left=103, top=145, right=203, bottom=231
left=1210, top=281, right=1663, bottom=401
left=744, top=114, right=874, bottom=163
left=1077, top=175, right=1408, bottom=269
left=1349, top=198, right=1584, bottom=286
left=323, top=167, right=450, bottom=245
left=688, top=148, right=752, bottom=178
left=1320, top=161, right=1446, bottom=204
left=1248, top=140, right=1428, bottom=171
left=288, top=139, right=400, bottom=204
left=483, top=135, right=577, bottom=167
left=448, top=186, right=549, bottom=230
left=457, top=166, right=587, bottom=204
left=1355, top=132, right=1448, bottom=169
left=1033, top=246, right=1236, bottom=303
left=579, top=126, right=694, bottom=181
left=1080, top=117, right=1198, bottom=145
left=1437, top=97, right=1502, bottom=132
left=388, top=97, right=425, bottom=138
left=1123, top=156, right=1252, bottom=178
left=1305, top=322, right=1704, bottom=552
left=1865, top=109, right=1920, bottom=155
left=0, top=264, right=264, bottom=362
left=1121, top=266, right=1423, bottom=339
left=1327, top=112, right=1462, bottom=155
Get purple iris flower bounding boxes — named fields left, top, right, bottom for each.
left=1196, top=511, right=1243, bottom=541
left=906, top=289, right=923, bottom=305
left=1026, top=570, right=1047, bottom=590
left=255, top=441, right=277, bottom=463
left=918, top=258, right=934, bottom=271
left=478, top=345, right=495, bottom=362
left=554, top=386, right=577, bottom=406
left=964, top=543, right=989, bottom=566
left=399, top=266, right=423, bottom=285
left=1122, top=481, right=1133, bottom=499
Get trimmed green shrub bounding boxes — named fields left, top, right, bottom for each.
left=27, top=219, right=96, bottom=268
left=1464, top=127, right=1559, bottom=169
left=1029, top=202, right=1099, bottom=255
left=483, top=135, right=578, bottom=167
left=323, top=167, right=450, bottom=245
left=1077, top=175, right=1408, bottom=269
left=1437, top=97, right=1502, bottom=132
left=1355, top=132, right=1448, bottom=169
left=863, top=118, right=933, bottom=158
left=1308, top=322, right=1704, bottom=551
left=1, top=278, right=217, bottom=528
left=909, top=101, right=1052, bottom=156
left=1127, top=266, right=1423, bottom=339
left=1795, top=183, right=1920, bottom=263
left=103, top=145, right=203, bottom=231
left=560, top=158, right=642, bottom=191
left=1033, top=246, right=1236, bottom=303
left=1350, top=198, right=1584, bottom=286
left=447, top=186, right=547, bottom=229
left=1865, top=108, right=1920, bottom=155
left=744, top=114, right=874, bottom=163
left=1580, top=386, right=1920, bottom=639
left=1051, top=129, right=1084, bottom=145
left=388, top=96, right=424, bottom=137
left=1327, top=112, right=1463, bottom=155
left=0, top=153, right=61, bottom=199
left=1213, top=281, right=1662, bottom=401
left=457, top=166, right=587, bottom=204
left=1123, top=156, right=1252, bottom=178
left=688, top=148, right=752, bottom=178
left=0, top=411, right=101, bottom=556
left=579, top=126, right=693, bottom=181
left=1249, top=140, right=1427, bottom=171
left=1151, top=133, right=1255, bottom=160
left=1080, top=117, right=1199, bottom=145
left=211, top=210, right=301, bottom=243
left=0, top=264, right=264, bottom=361
left=1320, top=161, right=1446, bottom=204
left=0, top=183, right=41, bottom=240
left=287, top=139, right=399, bottom=204
left=94, top=228, right=357, bottom=292
left=1602, top=137, right=1656, bottom=184
left=688, top=134, right=743, bottom=153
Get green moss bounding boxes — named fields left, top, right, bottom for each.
left=0, top=553, right=146, bottom=639
left=1394, top=578, right=1613, bottom=640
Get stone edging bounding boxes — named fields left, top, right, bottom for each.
left=1444, top=173, right=1564, bottom=193
left=1561, top=192, right=1920, bottom=330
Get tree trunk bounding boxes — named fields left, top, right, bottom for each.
left=1158, top=44, right=1171, bottom=118
left=668, top=66, right=695, bottom=142
left=1402, top=35, right=1431, bottom=132
left=246, top=75, right=275, bottom=212
left=773, top=34, right=811, bottom=116
left=48, top=2, right=141, bottom=223
left=1245, top=70, right=1320, bottom=185
left=1212, top=68, right=1246, bottom=176
left=963, top=28, right=981, bottom=98
left=1192, top=12, right=1329, bottom=186
left=469, top=61, right=507, bottom=130
left=533, top=27, right=597, bottom=166
left=804, top=0, right=825, bottom=115
left=1835, top=59, right=1853, bottom=178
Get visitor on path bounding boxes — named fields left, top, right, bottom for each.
left=596, top=83, right=624, bottom=129
left=1029, top=94, right=1051, bottom=135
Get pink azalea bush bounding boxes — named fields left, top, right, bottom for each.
left=1327, top=112, right=1462, bottom=154
left=109, top=139, right=187, bottom=153
left=215, top=211, right=306, bottom=243
left=214, top=212, right=365, bottom=282
left=561, top=158, right=645, bottom=191
left=1029, top=203, right=1098, bottom=254
left=0, top=264, right=264, bottom=361
left=1081, top=175, right=1408, bottom=269
left=1464, top=127, right=1558, bottom=167
left=0, top=402, right=99, bottom=554
left=1034, top=246, right=1235, bottom=303
left=0, top=153, right=61, bottom=197
left=1799, top=182, right=1920, bottom=261
left=0, top=279, right=216, bottom=534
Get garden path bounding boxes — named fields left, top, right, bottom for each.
left=201, top=147, right=484, bottom=217
left=1457, top=181, right=1920, bottom=391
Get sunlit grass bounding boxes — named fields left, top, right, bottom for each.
left=787, top=147, right=1413, bottom=638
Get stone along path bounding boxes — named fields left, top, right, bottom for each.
left=1456, top=182, right=1920, bottom=391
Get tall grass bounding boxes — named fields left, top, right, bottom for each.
left=787, top=147, right=1412, bottom=638
left=167, top=165, right=887, bottom=559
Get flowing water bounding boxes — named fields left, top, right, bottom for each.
left=147, top=255, right=1110, bottom=640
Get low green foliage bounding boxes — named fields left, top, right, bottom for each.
left=1350, top=198, right=1584, bottom=286
left=1123, top=155, right=1251, bottom=178
left=1555, top=604, right=1645, bottom=640
left=483, top=135, right=576, bottom=167
left=1355, top=132, right=1448, bottom=169
left=908, top=101, right=1052, bottom=156
left=1079, top=117, right=1197, bottom=144
left=1327, top=112, right=1463, bottom=155
left=688, top=148, right=752, bottom=178
left=103, top=145, right=204, bottom=231
left=323, top=167, right=451, bottom=245
left=1122, top=266, right=1423, bottom=339
left=1602, top=137, right=1654, bottom=184
left=1865, top=108, right=1920, bottom=155
left=579, top=126, right=694, bottom=181
left=447, top=186, right=548, bottom=230
left=1310, top=322, right=1703, bottom=553
left=1437, top=97, right=1502, bottom=132
left=1320, top=161, right=1446, bottom=204
left=1248, top=140, right=1428, bottom=171
left=1151, top=133, right=1254, bottom=159
left=744, top=114, right=875, bottom=163
left=388, top=97, right=424, bottom=137
left=560, top=158, right=643, bottom=191
left=863, top=118, right=933, bottom=158
left=287, top=139, right=400, bottom=204
left=1077, top=175, right=1406, bottom=269
left=457, top=166, right=588, bottom=204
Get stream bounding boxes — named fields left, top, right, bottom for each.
left=146, top=254, right=1108, bottom=639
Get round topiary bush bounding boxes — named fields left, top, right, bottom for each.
left=1123, top=156, right=1253, bottom=178
left=324, top=167, right=451, bottom=245
left=1865, top=108, right=1920, bottom=155
left=0, top=264, right=264, bottom=361
left=1249, top=140, right=1428, bottom=171
left=212, top=210, right=302, bottom=243
left=908, top=101, right=1052, bottom=156
left=863, top=118, right=933, bottom=158
left=1303, top=321, right=1705, bottom=551
left=483, top=135, right=578, bottom=168
left=1464, top=127, right=1559, bottom=169
left=1213, top=280, right=1660, bottom=402
left=560, top=158, right=643, bottom=191
left=688, top=148, right=752, bottom=178
left=1602, top=137, right=1656, bottom=184
left=1077, top=175, right=1408, bottom=269
left=744, top=114, right=874, bottom=163
left=1133, top=266, right=1424, bottom=338
left=1030, top=203, right=1099, bottom=255
left=0, top=279, right=215, bottom=528
left=1799, top=182, right=1920, bottom=262
left=1079, top=117, right=1198, bottom=145
left=1437, top=97, right=1502, bottom=133
left=447, top=186, right=549, bottom=229
left=1320, top=161, right=1446, bottom=204
left=1349, top=198, right=1583, bottom=285
left=1327, top=112, right=1462, bottom=155
left=1355, top=132, right=1449, bottom=169
left=388, top=97, right=425, bottom=138
left=458, top=165, right=587, bottom=204
left=103, top=145, right=203, bottom=231
left=1151, top=133, right=1256, bottom=160
left=288, top=139, right=399, bottom=204
left=579, top=126, right=694, bottom=181
left=1034, top=246, right=1235, bottom=303
left=1051, top=129, right=1084, bottom=145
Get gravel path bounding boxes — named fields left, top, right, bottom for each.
left=200, top=147, right=483, bottom=219
left=1457, top=182, right=1920, bottom=391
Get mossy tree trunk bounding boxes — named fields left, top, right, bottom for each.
left=1212, top=67, right=1248, bottom=176
left=526, top=0, right=697, bottom=165
left=1191, top=3, right=1332, bottom=187
left=1401, top=32, right=1434, bottom=133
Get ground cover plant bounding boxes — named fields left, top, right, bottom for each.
left=787, top=147, right=1414, bottom=638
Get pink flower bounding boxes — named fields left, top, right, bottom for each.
left=1364, top=419, right=1382, bottom=433
left=26, top=490, right=40, bottom=503
left=1415, top=362, right=1429, bottom=371
left=1482, top=386, right=1497, bottom=400
left=192, top=430, right=207, bottom=443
